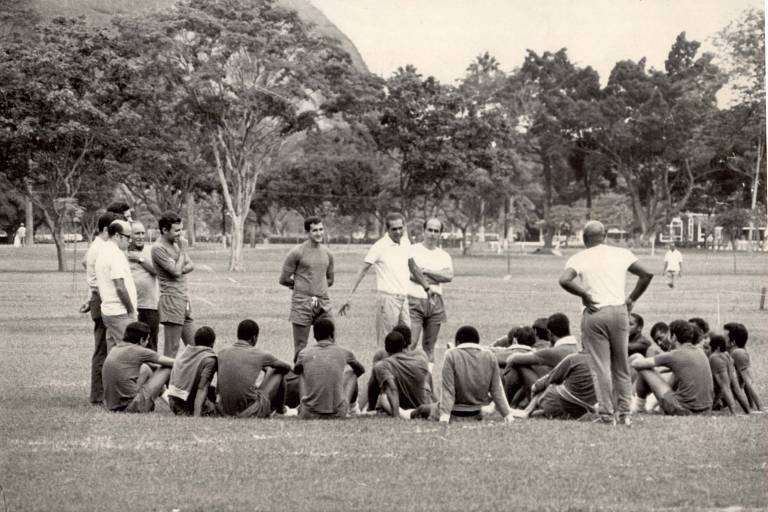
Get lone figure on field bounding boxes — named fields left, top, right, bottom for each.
left=663, top=243, right=683, bottom=288
left=559, top=220, right=653, bottom=425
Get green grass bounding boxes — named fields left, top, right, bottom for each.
left=1, top=244, right=767, bottom=511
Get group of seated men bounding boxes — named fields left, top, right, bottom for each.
left=101, top=310, right=762, bottom=422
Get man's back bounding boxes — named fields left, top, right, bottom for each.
left=374, top=350, right=430, bottom=409
left=656, top=345, right=713, bottom=412
left=565, top=244, right=637, bottom=307
left=296, top=341, right=359, bottom=415
left=102, top=343, right=158, bottom=411
left=95, top=241, right=137, bottom=316
left=441, top=345, right=505, bottom=414
left=217, top=341, right=279, bottom=415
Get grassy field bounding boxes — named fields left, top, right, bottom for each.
left=1, top=243, right=767, bottom=511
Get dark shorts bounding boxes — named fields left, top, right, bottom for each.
left=237, top=390, right=272, bottom=418
left=538, top=385, right=591, bottom=419
left=408, top=294, right=447, bottom=324
left=289, top=295, right=332, bottom=326
left=123, top=387, right=155, bottom=414
left=660, top=391, right=708, bottom=416
left=159, top=295, right=193, bottom=326
left=297, top=406, right=347, bottom=420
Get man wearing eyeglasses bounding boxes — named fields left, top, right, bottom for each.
left=95, top=220, right=138, bottom=352
left=407, top=218, right=453, bottom=362
left=340, top=212, right=431, bottom=346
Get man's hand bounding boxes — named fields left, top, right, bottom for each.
left=78, top=301, right=91, bottom=314
left=338, top=301, right=351, bottom=316
left=126, top=251, right=142, bottom=263
left=625, top=297, right=635, bottom=312
left=582, top=293, right=598, bottom=313
left=504, top=412, right=515, bottom=424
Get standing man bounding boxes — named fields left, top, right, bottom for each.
left=279, top=216, right=335, bottom=356
left=559, top=220, right=653, bottom=425
left=106, top=201, right=133, bottom=223
left=127, top=221, right=160, bottom=352
left=95, top=220, right=138, bottom=351
left=663, top=242, right=683, bottom=288
left=83, top=211, right=121, bottom=404
left=339, top=212, right=431, bottom=345
left=407, top=218, right=453, bottom=362
left=14, top=223, right=26, bottom=247
left=152, top=211, right=195, bottom=357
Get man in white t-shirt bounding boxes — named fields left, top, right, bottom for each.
left=408, top=218, right=453, bottom=362
left=96, top=220, right=138, bottom=351
left=128, top=221, right=160, bottom=351
left=559, top=220, right=653, bottom=425
left=663, top=243, right=683, bottom=288
left=339, top=212, right=431, bottom=345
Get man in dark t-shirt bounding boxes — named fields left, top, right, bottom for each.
left=708, top=334, right=750, bottom=415
left=217, top=319, right=292, bottom=418
left=628, top=313, right=652, bottom=356
left=725, top=322, right=763, bottom=412
left=631, top=319, right=713, bottom=415
left=102, top=321, right=175, bottom=412
left=293, top=319, right=365, bottom=419
left=367, top=331, right=430, bottom=416
left=168, top=326, right=218, bottom=416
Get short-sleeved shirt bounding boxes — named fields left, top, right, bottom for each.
left=217, top=341, right=282, bottom=416
left=654, top=345, right=713, bottom=412
left=130, top=245, right=159, bottom=310
left=407, top=243, right=453, bottom=298
left=95, top=239, right=137, bottom=317
left=373, top=350, right=430, bottom=409
left=295, top=341, right=363, bottom=415
left=151, top=241, right=187, bottom=298
left=364, top=234, right=411, bottom=296
left=730, top=348, right=750, bottom=373
left=538, top=352, right=596, bottom=406
left=709, top=351, right=731, bottom=376
left=169, top=358, right=217, bottom=414
left=565, top=244, right=638, bottom=308
left=102, top=342, right=160, bottom=411
left=281, top=241, right=334, bottom=297
left=664, top=250, right=683, bottom=272
left=85, top=236, right=105, bottom=290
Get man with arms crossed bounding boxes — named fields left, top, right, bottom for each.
left=152, top=211, right=195, bottom=357
left=559, top=220, right=653, bottom=425
left=408, top=218, right=453, bottom=362
left=339, top=212, right=431, bottom=345
left=279, top=216, right=335, bottom=356
left=96, top=220, right=138, bottom=351
left=663, top=242, right=683, bottom=288
left=127, top=221, right=160, bottom=351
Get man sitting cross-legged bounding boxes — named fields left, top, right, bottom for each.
left=407, top=326, right=514, bottom=424
left=630, top=319, right=713, bottom=416
left=293, top=319, right=366, bottom=419
left=708, top=334, right=750, bottom=415
left=511, top=350, right=597, bottom=420
left=217, top=319, right=292, bottom=418
left=725, top=322, right=763, bottom=413
left=102, top=321, right=175, bottom=413
left=167, top=326, right=218, bottom=417
left=367, top=331, right=431, bottom=417
left=502, top=313, right=579, bottom=407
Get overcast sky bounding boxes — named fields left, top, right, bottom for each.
left=312, top=0, right=761, bottom=85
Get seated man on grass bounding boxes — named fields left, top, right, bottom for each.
left=167, top=326, right=218, bottom=417
left=631, top=321, right=671, bottom=413
left=708, top=334, right=750, bottom=415
left=407, top=326, right=514, bottom=424
left=367, top=331, right=431, bottom=417
left=689, top=317, right=711, bottom=356
left=217, top=319, right=292, bottom=418
left=511, top=351, right=596, bottom=420
left=502, top=313, right=579, bottom=407
left=725, top=322, right=763, bottom=413
left=102, top=321, right=175, bottom=413
left=630, top=319, right=713, bottom=416
left=492, top=326, right=537, bottom=367
left=293, top=318, right=366, bottom=419
left=628, top=313, right=652, bottom=356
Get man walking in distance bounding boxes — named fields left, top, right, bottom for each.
left=559, top=220, right=653, bottom=425
left=408, top=218, right=453, bottom=362
left=663, top=242, right=683, bottom=288
left=152, top=211, right=195, bottom=357
left=279, top=216, right=335, bottom=356
left=127, top=221, right=160, bottom=351
left=96, top=220, right=138, bottom=351
left=339, top=212, right=431, bottom=345
left=83, top=212, right=121, bottom=404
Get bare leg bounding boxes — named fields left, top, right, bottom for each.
left=163, top=324, right=183, bottom=357
left=635, top=368, right=673, bottom=403
left=292, top=323, right=311, bottom=356
left=260, top=368, right=287, bottom=413
left=144, top=367, right=172, bottom=400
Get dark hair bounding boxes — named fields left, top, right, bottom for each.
left=709, top=334, right=727, bottom=353
left=107, top=220, right=129, bottom=237
left=669, top=319, right=695, bottom=345
left=106, top=201, right=131, bottom=215
left=313, top=318, right=335, bottom=341
left=123, top=321, right=150, bottom=344
left=194, top=326, right=216, bottom=348
left=304, top=216, right=323, bottom=232
left=515, top=326, right=536, bottom=347
left=688, top=317, right=709, bottom=335
left=422, top=217, right=443, bottom=232
left=385, top=212, right=404, bottom=229
left=724, top=322, right=748, bottom=348
left=391, top=324, right=412, bottom=348
left=384, top=331, right=406, bottom=354
left=97, top=212, right=121, bottom=232
left=650, top=322, right=669, bottom=340
left=630, top=313, right=644, bottom=330
left=455, top=325, right=479, bottom=344
left=237, top=319, right=259, bottom=342
left=546, top=313, right=570, bottom=339
left=158, top=211, right=182, bottom=234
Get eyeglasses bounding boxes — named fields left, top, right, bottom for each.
left=117, top=233, right=131, bottom=240
left=425, top=228, right=440, bottom=233
left=390, top=227, right=404, bottom=231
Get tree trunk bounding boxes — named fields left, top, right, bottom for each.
left=25, top=196, right=34, bottom=246
left=41, top=208, right=65, bottom=271
left=228, top=213, right=246, bottom=271
left=185, top=192, right=196, bottom=248
left=542, top=155, right=553, bottom=249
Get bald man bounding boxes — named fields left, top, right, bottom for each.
left=128, top=221, right=160, bottom=352
left=559, top=220, right=653, bottom=425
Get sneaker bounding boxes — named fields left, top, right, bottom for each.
left=348, top=402, right=361, bottom=416
left=509, top=408, right=529, bottom=419
left=480, top=403, right=496, bottom=417
left=282, top=407, right=298, bottom=417
left=618, top=414, right=632, bottom=427
left=398, top=408, right=414, bottom=420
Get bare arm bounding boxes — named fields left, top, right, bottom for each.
left=326, top=252, right=335, bottom=288
left=631, top=355, right=659, bottom=371
left=193, top=364, right=215, bottom=417
left=713, top=369, right=737, bottom=414
left=740, top=369, right=763, bottom=411
left=127, top=251, right=157, bottom=276
left=153, top=245, right=185, bottom=278
left=625, top=261, right=653, bottom=310
left=269, top=358, right=292, bottom=375
left=338, top=263, right=372, bottom=315
left=558, top=268, right=598, bottom=312
left=181, top=252, right=194, bottom=274
left=408, top=257, right=432, bottom=292
left=113, top=278, right=135, bottom=315
left=422, top=266, right=453, bottom=284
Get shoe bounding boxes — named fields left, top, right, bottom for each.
left=509, top=408, right=529, bottom=419
left=282, top=407, right=298, bottom=417
left=398, top=408, right=414, bottom=420
left=630, top=396, right=646, bottom=414
left=618, top=413, right=632, bottom=427
left=480, top=403, right=496, bottom=417
left=348, top=402, right=361, bottom=416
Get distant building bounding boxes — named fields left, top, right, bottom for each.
left=659, top=212, right=766, bottom=250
